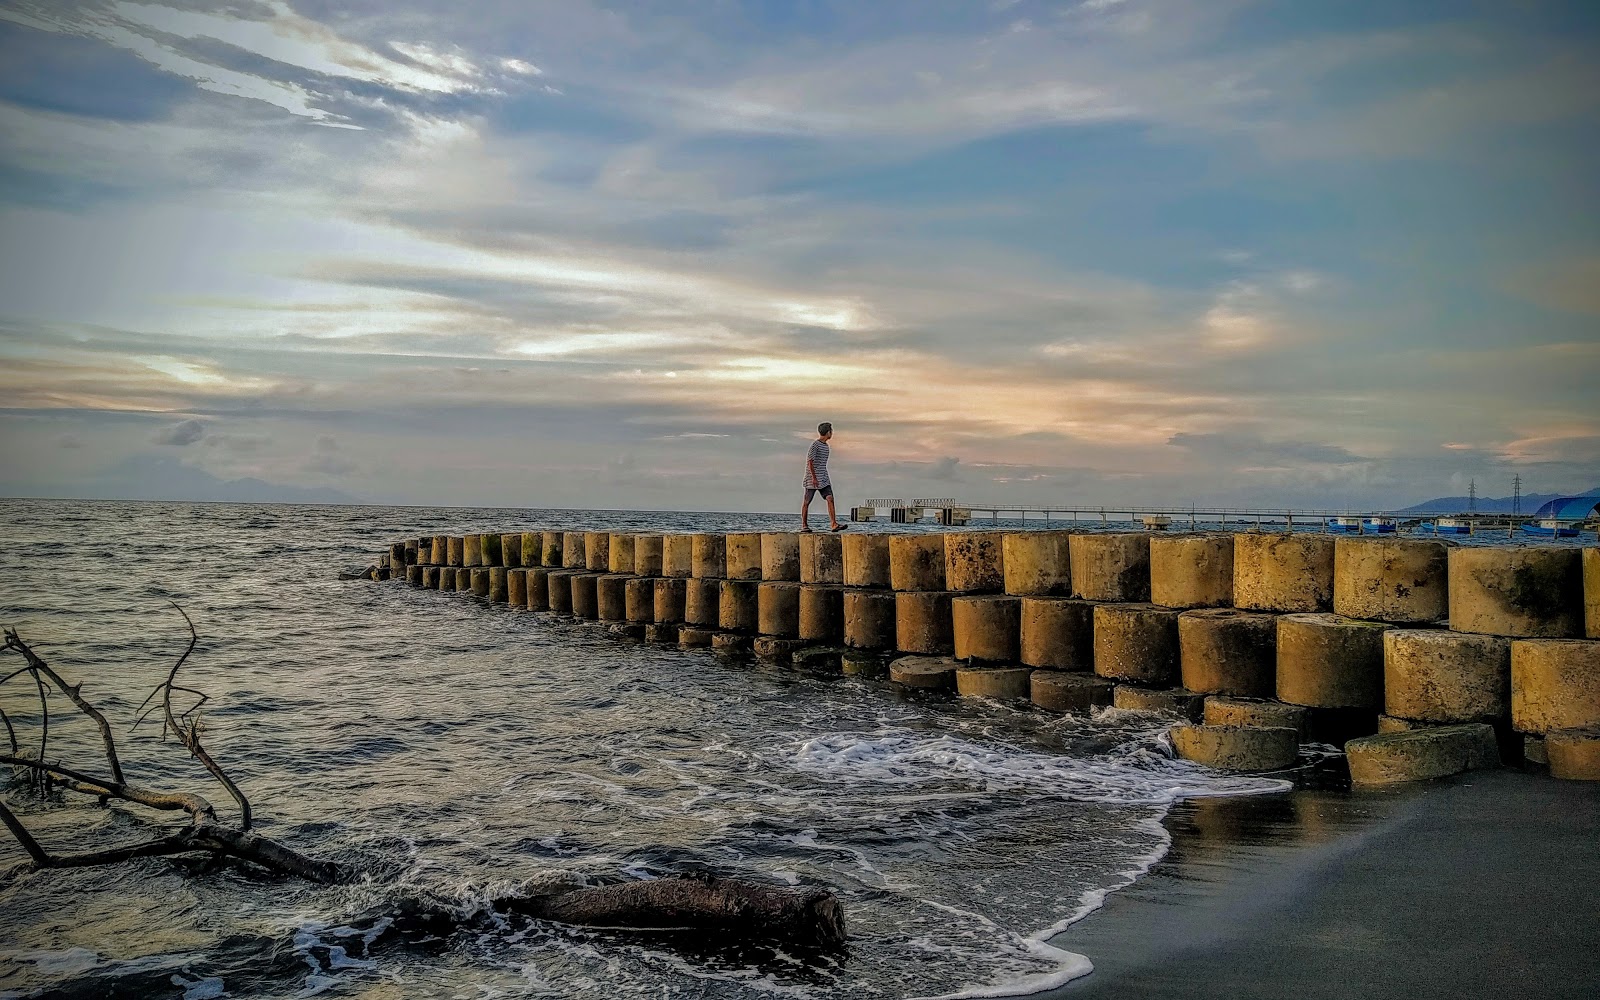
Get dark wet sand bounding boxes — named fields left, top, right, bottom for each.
left=1050, top=770, right=1600, bottom=999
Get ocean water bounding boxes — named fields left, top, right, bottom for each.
left=0, top=498, right=1457, bottom=998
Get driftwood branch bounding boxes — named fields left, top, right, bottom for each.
left=3, top=629, right=125, bottom=785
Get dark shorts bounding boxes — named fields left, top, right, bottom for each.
left=804, top=485, right=834, bottom=501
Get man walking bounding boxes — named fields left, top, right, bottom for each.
left=801, top=422, right=846, bottom=532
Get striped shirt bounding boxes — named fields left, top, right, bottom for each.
left=803, top=439, right=830, bottom=488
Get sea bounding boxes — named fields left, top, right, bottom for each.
left=0, top=499, right=1575, bottom=999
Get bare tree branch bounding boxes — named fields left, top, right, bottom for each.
left=0, top=800, right=49, bottom=866
left=158, top=605, right=252, bottom=831
left=3, top=629, right=125, bottom=785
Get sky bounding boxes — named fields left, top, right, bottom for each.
left=0, top=0, right=1596, bottom=512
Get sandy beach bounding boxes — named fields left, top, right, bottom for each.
left=1049, top=768, right=1600, bottom=999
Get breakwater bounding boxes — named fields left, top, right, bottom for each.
left=366, top=528, right=1600, bottom=784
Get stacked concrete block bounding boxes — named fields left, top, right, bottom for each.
left=1070, top=533, right=1150, bottom=603
left=1234, top=534, right=1333, bottom=613
left=1003, top=531, right=1072, bottom=597
left=1150, top=534, right=1234, bottom=609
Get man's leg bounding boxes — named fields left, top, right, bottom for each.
left=801, top=489, right=813, bottom=530
left=825, top=492, right=840, bottom=529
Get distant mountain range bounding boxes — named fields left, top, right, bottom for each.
left=1397, top=487, right=1600, bottom=515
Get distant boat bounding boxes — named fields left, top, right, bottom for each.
left=1329, top=516, right=1364, bottom=533
left=1361, top=516, right=1398, bottom=534
left=1521, top=519, right=1580, bottom=538
left=1430, top=517, right=1471, bottom=535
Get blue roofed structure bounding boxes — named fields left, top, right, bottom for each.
left=1528, top=492, right=1600, bottom=521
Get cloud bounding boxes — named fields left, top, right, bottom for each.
left=1167, top=432, right=1366, bottom=467
left=153, top=418, right=204, bottom=446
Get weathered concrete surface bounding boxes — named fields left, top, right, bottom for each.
left=541, top=531, right=565, bottom=568
left=800, top=585, right=845, bottom=642
left=562, top=532, right=587, bottom=570
left=447, top=536, right=465, bottom=568
left=1449, top=546, right=1584, bottom=638
left=844, top=590, right=897, bottom=649
left=684, top=578, right=720, bottom=627
left=1382, top=629, right=1509, bottom=723
left=1586, top=548, right=1599, bottom=638
left=584, top=532, right=610, bottom=572
left=1093, top=603, right=1181, bottom=686
left=662, top=534, right=695, bottom=578
left=1276, top=612, right=1391, bottom=710
left=643, top=623, right=677, bottom=643
left=692, top=533, right=726, bottom=579
left=520, top=532, right=541, bottom=568
left=800, top=532, right=845, bottom=584
left=758, top=582, right=802, bottom=638
left=761, top=532, right=801, bottom=581
left=1019, top=597, right=1094, bottom=671
left=463, top=534, right=484, bottom=567
left=425, top=566, right=443, bottom=590
left=634, top=535, right=663, bottom=576
left=754, top=636, right=810, bottom=663
left=498, top=533, right=522, bottom=568
left=793, top=645, right=846, bottom=673
left=1333, top=537, right=1449, bottom=624
left=1345, top=724, right=1500, bottom=786
left=1233, top=533, right=1334, bottom=613
left=956, top=666, right=1033, bottom=700
left=455, top=568, right=472, bottom=592
left=719, top=579, right=759, bottom=632
left=726, top=532, right=764, bottom=580
left=481, top=533, right=503, bottom=567
left=545, top=570, right=573, bottom=613
left=1114, top=686, right=1206, bottom=721
left=596, top=574, right=628, bottom=621
left=438, top=567, right=456, bottom=592
left=526, top=567, right=551, bottom=611
left=625, top=576, right=655, bottom=623
left=608, top=533, right=635, bottom=574
left=945, top=531, right=1005, bottom=593
left=469, top=568, right=490, bottom=598
left=951, top=595, right=1022, bottom=663
left=1376, top=715, right=1431, bottom=733
left=842, top=651, right=889, bottom=677
left=1178, top=608, right=1278, bottom=698
left=1003, top=531, right=1073, bottom=597
left=678, top=626, right=715, bottom=648
left=570, top=573, right=600, bottom=619
left=895, top=591, right=954, bottom=655
left=842, top=533, right=891, bottom=588
left=1202, top=697, right=1307, bottom=739
left=431, top=535, right=449, bottom=567
left=1171, top=724, right=1298, bottom=771
left=488, top=566, right=509, bottom=603
left=1547, top=727, right=1600, bottom=780
left=1150, top=534, right=1234, bottom=609
left=1031, top=670, right=1115, bottom=713
left=653, top=578, right=686, bottom=624
left=889, top=655, right=958, bottom=690
left=609, top=623, right=647, bottom=641
left=711, top=632, right=752, bottom=653
left=889, top=535, right=946, bottom=592
left=1070, top=533, right=1151, bottom=603
left=1510, top=639, right=1600, bottom=734
left=508, top=568, right=529, bottom=607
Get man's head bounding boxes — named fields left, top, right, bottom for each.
left=817, top=422, right=833, bottom=440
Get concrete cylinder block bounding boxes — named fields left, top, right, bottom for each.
left=431, top=536, right=449, bottom=566
left=1510, top=639, right=1600, bottom=734
left=463, top=534, right=484, bottom=567
left=799, top=585, right=846, bottom=642
left=406, top=565, right=423, bottom=586
left=481, top=533, right=503, bottom=567
left=1178, top=608, right=1278, bottom=698
left=1150, top=534, right=1234, bottom=609
left=1092, top=603, right=1180, bottom=686
left=679, top=627, right=715, bottom=648
left=1019, top=598, right=1094, bottom=671
left=757, top=582, right=802, bottom=637
left=653, top=578, right=687, bottom=624
left=498, top=533, right=521, bottom=569
left=625, top=577, right=655, bottom=623
left=800, top=533, right=845, bottom=584
left=1031, top=670, right=1115, bottom=713
left=507, top=568, right=528, bottom=608
left=793, top=646, right=845, bottom=673
left=684, top=578, right=720, bottom=627
left=1276, top=612, right=1391, bottom=710
left=1203, top=697, right=1307, bottom=740
left=644, top=623, right=677, bottom=643
left=438, top=567, right=456, bottom=592
left=844, top=590, right=897, bottom=649
left=541, top=531, right=565, bottom=568
left=944, top=531, right=1005, bottom=593
left=1586, top=548, right=1599, bottom=638
left=1333, top=537, right=1449, bottom=624
left=662, top=534, right=695, bottom=578
left=1383, top=629, right=1510, bottom=723
left=1345, top=724, right=1500, bottom=786
left=842, top=533, right=891, bottom=588
left=952, top=595, right=1021, bottom=663
left=889, top=535, right=946, bottom=592
left=596, top=574, right=628, bottom=621
left=454, top=567, right=471, bottom=592
left=608, top=533, right=636, bottom=574
left=447, top=536, right=465, bottom=567
left=546, top=570, right=573, bottom=614
left=1448, top=547, right=1584, bottom=638
left=719, top=579, right=759, bottom=632
left=425, top=566, right=443, bottom=589
left=1002, top=531, right=1072, bottom=597
left=519, top=532, right=541, bottom=567
left=389, top=542, right=406, bottom=569
left=1377, top=715, right=1431, bottom=733
left=1233, top=533, right=1334, bottom=613
left=956, top=666, right=1033, bottom=701
left=842, top=651, right=889, bottom=677
left=754, top=636, right=808, bottom=663
left=1547, top=727, right=1600, bottom=781
left=761, top=532, right=801, bottom=581
left=726, top=533, right=764, bottom=580
left=889, top=655, right=958, bottom=690
left=526, top=567, right=551, bottom=611
left=1113, top=685, right=1206, bottom=721
left=896, top=591, right=953, bottom=655
left=570, top=573, right=600, bottom=619
left=562, top=532, right=586, bottom=570
left=488, top=566, right=509, bottom=603
left=584, top=532, right=610, bottom=572
left=712, top=632, right=752, bottom=654
left=1171, top=724, right=1298, bottom=771
left=692, top=533, right=727, bottom=579
left=468, top=568, right=489, bottom=597
left=406, top=539, right=421, bottom=566
left=633, top=535, right=663, bottom=576
left=1070, top=533, right=1151, bottom=603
